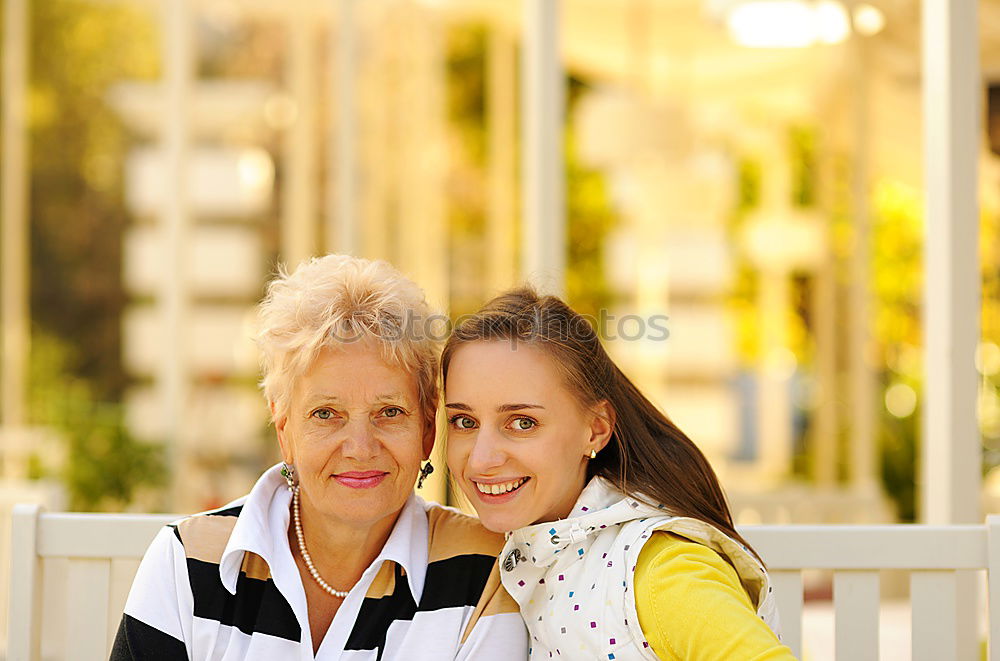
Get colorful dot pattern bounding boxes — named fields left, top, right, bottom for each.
left=497, top=476, right=783, bottom=658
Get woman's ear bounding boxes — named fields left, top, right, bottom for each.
left=588, top=400, right=616, bottom=454
left=271, top=401, right=293, bottom=464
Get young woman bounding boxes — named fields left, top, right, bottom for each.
left=443, top=288, right=796, bottom=660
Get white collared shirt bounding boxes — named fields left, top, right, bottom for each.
left=114, top=464, right=526, bottom=661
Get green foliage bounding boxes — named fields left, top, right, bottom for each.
left=789, top=125, right=818, bottom=208
left=29, top=332, right=165, bottom=511
left=565, top=77, right=616, bottom=319
left=870, top=181, right=924, bottom=521
left=879, top=382, right=919, bottom=522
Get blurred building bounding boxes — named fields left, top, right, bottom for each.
left=0, top=0, right=994, bottom=523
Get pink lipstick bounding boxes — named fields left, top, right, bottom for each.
left=334, top=471, right=388, bottom=489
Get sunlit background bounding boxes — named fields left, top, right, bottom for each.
left=0, top=0, right=996, bottom=657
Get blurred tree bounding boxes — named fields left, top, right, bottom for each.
left=27, top=0, right=156, bottom=399
left=443, top=26, right=617, bottom=320
left=10, top=1, right=163, bottom=508
left=28, top=332, right=165, bottom=511
left=564, top=76, right=616, bottom=320
left=444, top=24, right=490, bottom=317
left=870, top=180, right=924, bottom=521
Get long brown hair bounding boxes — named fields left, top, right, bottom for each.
left=442, top=287, right=762, bottom=564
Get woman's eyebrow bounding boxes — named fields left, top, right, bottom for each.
left=444, top=402, right=545, bottom=412
left=303, top=393, right=342, bottom=405
left=498, top=403, right=545, bottom=412
left=374, top=392, right=408, bottom=403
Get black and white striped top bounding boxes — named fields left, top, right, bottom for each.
left=110, top=465, right=527, bottom=660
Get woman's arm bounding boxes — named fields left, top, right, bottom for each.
left=110, top=526, right=193, bottom=661
left=634, top=532, right=796, bottom=661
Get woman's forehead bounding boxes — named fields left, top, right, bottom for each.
left=447, top=341, right=566, bottom=398
left=295, top=344, right=419, bottom=402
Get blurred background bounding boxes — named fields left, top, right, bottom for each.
left=0, top=0, right=995, bottom=656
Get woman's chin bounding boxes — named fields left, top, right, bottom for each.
left=474, top=508, right=533, bottom=534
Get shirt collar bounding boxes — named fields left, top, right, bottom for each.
left=219, top=463, right=429, bottom=603
left=507, top=476, right=670, bottom=568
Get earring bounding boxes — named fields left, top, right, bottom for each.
left=280, top=462, right=298, bottom=490
left=589, top=449, right=597, bottom=459
left=417, top=461, right=435, bottom=489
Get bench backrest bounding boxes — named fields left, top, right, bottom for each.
left=741, top=521, right=999, bottom=660
left=8, top=505, right=1000, bottom=660
left=7, top=504, right=176, bottom=661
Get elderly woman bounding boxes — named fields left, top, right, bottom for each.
left=111, top=255, right=526, bottom=660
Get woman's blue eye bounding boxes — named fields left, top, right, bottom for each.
left=450, top=415, right=477, bottom=430
left=313, top=409, right=334, bottom=420
left=511, top=417, right=536, bottom=431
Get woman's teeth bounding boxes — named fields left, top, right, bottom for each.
left=476, top=478, right=528, bottom=495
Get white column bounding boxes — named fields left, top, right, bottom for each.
left=757, top=268, right=793, bottom=481
left=282, top=12, right=317, bottom=268
left=487, top=27, right=517, bottom=294
left=161, top=0, right=193, bottom=503
left=921, top=2, right=980, bottom=659
left=921, top=0, right=980, bottom=526
left=848, top=37, right=877, bottom=495
left=1, top=0, right=29, bottom=476
left=330, top=0, right=358, bottom=256
left=521, top=0, right=565, bottom=296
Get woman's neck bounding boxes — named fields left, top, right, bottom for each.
left=290, top=496, right=403, bottom=592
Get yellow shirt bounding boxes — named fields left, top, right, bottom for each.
left=634, top=532, right=798, bottom=660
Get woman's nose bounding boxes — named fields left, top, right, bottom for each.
left=340, top=418, right=379, bottom=460
left=466, top=429, right=506, bottom=473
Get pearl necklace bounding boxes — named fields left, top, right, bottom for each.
left=291, top=486, right=351, bottom=599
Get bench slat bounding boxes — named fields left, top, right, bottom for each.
left=65, top=559, right=111, bottom=660
left=770, top=570, right=803, bottom=658
left=833, top=571, right=879, bottom=661
left=8, top=504, right=42, bottom=661
left=741, top=526, right=987, bottom=569
left=37, top=513, right=177, bottom=558
left=989, top=517, right=1000, bottom=661
left=911, top=571, right=958, bottom=661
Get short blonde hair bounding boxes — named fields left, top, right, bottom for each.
left=256, top=254, right=442, bottom=427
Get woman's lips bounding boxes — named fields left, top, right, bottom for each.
left=333, top=471, right=388, bottom=489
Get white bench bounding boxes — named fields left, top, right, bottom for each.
left=7, top=504, right=1000, bottom=660
left=742, top=522, right=1000, bottom=660
left=7, top=504, right=176, bottom=661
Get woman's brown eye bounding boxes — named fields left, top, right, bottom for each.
left=383, top=407, right=403, bottom=418
left=450, top=415, right=476, bottom=429
left=512, top=417, right=535, bottom=431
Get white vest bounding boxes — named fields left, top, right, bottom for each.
left=498, top=477, right=781, bottom=660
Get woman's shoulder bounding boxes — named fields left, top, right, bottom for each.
left=425, top=502, right=505, bottom=560
left=633, top=532, right=793, bottom=659
left=636, top=532, right=743, bottom=583
left=170, top=498, right=248, bottom=562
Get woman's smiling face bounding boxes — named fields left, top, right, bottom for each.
left=276, top=341, right=431, bottom=531
left=445, top=341, right=611, bottom=533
